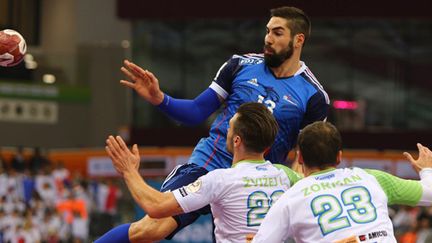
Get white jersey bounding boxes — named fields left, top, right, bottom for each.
left=172, top=160, right=301, bottom=243
left=253, top=167, right=432, bottom=243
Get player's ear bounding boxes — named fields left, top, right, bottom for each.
left=335, top=150, right=342, bottom=166
left=234, top=135, right=241, bottom=148
left=294, top=33, right=305, bottom=48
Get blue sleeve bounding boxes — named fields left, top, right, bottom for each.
left=300, top=92, right=330, bottom=129
left=211, top=56, right=242, bottom=97
left=157, top=88, right=221, bottom=126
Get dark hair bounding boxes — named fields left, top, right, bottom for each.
left=234, top=102, right=279, bottom=153
left=297, top=121, right=342, bottom=169
left=270, top=6, right=311, bottom=46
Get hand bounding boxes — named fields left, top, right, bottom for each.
left=105, top=135, right=140, bottom=176
left=120, top=60, right=164, bottom=105
left=403, top=143, right=432, bottom=173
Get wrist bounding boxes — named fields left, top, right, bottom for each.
left=152, top=92, right=165, bottom=106
left=156, top=93, right=170, bottom=108
left=122, top=168, right=139, bottom=177
left=419, top=168, right=432, bottom=179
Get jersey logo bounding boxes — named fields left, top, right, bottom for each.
left=179, top=187, right=188, bottom=197
left=283, top=95, right=299, bottom=107
left=256, top=165, right=268, bottom=171
left=185, top=179, right=202, bottom=193
left=239, top=57, right=263, bottom=65
left=247, top=78, right=259, bottom=87
left=314, top=173, right=335, bottom=180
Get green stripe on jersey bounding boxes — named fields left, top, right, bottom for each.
left=274, top=164, right=303, bottom=186
left=364, top=169, right=422, bottom=206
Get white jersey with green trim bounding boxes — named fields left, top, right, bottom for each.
left=172, top=160, right=301, bottom=243
left=253, top=167, right=431, bottom=243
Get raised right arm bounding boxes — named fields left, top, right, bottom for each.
left=120, top=57, right=241, bottom=125
left=365, top=143, right=432, bottom=206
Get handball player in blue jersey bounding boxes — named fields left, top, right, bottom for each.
left=96, top=6, right=329, bottom=243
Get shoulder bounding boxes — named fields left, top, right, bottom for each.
left=296, top=64, right=329, bottom=101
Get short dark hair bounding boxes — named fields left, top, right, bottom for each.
left=270, top=6, right=311, bottom=46
left=297, top=121, right=342, bottom=169
left=234, top=102, right=279, bottom=153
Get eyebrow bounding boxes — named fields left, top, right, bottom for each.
left=266, top=26, right=286, bottom=32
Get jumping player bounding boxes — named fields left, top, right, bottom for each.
left=97, top=6, right=329, bottom=242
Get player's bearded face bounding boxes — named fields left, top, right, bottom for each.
left=264, top=39, right=294, bottom=68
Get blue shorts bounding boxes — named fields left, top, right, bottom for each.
left=160, top=163, right=211, bottom=239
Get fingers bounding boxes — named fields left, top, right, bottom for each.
left=124, top=60, right=148, bottom=80
left=119, top=80, right=136, bottom=89
left=419, top=143, right=432, bottom=155
left=122, top=60, right=158, bottom=92
left=144, top=70, right=158, bottom=84
left=403, top=152, right=415, bottom=164
left=105, top=145, right=116, bottom=160
left=116, top=136, right=128, bottom=151
left=106, top=135, right=123, bottom=156
left=132, top=144, right=139, bottom=156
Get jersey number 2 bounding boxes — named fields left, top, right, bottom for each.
left=310, top=186, right=377, bottom=236
left=247, top=190, right=284, bottom=226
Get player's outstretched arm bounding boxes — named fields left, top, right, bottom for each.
left=366, top=143, right=432, bottom=207
left=105, top=135, right=183, bottom=218
left=404, top=143, right=432, bottom=173
left=120, top=59, right=222, bottom=125
left=120, top=60, right=165, bottom=105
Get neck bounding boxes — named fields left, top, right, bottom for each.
left=232, top=151, right=265, bottom=166
left=303, top=166, right=337, bottom=177
left=270, top=52, right=301, bottom=78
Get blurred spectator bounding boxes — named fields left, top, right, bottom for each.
left=394, top=206, right=419, bottom=234
left=0, top=159, right=125, bottom=242
left=416, top=212, right=432, bottom=243
left=0, top=166, right=7, bottom=198
left=22, top=169, right=36, bottom=204
left=56, top=191, right=88, bottom=225
left=36, top=168, right=58, bottom=207
left=72, top=211, right=89, bottom=242
left=29, top=147, right=51, bottom=174
left=52, top=161, right=71, bottom=193
left=5, top=169, right=24, bottom=202
left=105, top=179, right=122, bottom=215
left=40, top=209, right=62, bottom=243
left=0, top=147, right=6, bottom=171
left=95, top=179, right=109, bottom=213
left=11, top=146, right=26, bottom=173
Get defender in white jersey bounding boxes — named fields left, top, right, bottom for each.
left=104, top=103, right=301, bottom=243
left=253, top=121, right=432, bottom=243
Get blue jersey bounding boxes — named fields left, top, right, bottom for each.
left=190, top=54, right=329, bottom=171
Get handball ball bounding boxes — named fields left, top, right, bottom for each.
left=0, top=29, right=27, bottom=67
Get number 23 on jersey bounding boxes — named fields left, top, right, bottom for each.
left=311, top=186, right=377, bottom=236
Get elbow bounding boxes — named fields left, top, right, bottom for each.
left=145, top=204, right=170, bottom=218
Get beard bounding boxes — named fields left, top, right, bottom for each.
left=264, top=40, right=294, bottom=68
